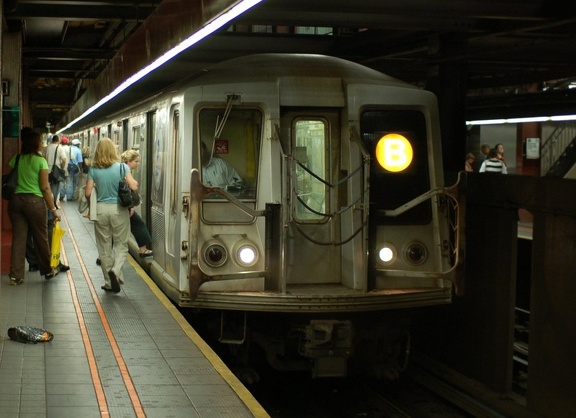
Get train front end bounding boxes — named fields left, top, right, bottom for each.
left=184, top=54, right=464, bottom=377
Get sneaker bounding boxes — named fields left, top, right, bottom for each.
left=9, top=277, right=23, bottom=286
left=58, top=263, right=70, bottom=272
left=44, top=268, right=59, bottom=280
left=28, top=264, right=39, bottom=272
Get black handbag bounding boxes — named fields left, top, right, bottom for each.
left=118, top=164, right=138, bottom=207
left=67, top=146, right=79, bottom=174
left=2, top=154, right=21, bottom=200
left=49, top=146, right=66, bottom=184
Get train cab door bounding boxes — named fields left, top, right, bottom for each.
left=280, top=109, right=343, bottom=285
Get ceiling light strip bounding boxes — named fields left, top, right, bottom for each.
left=467, top=114, right=576, bottom=125
left=59, top=0, right=263, bottom=133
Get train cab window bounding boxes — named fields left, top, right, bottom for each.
left=293, top=119, right=327, bottom=221
left=360, top=110, right=431, bottom=224
left=198, top=108, right=261, bottom=200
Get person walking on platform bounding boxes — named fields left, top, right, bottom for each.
left=85, top=138, right=138, bottom=293
left=7, top=129, right=60, bottom=285
left=43, top=134, right=67, bottom=205
left=121, top=149, right=153, bottom=258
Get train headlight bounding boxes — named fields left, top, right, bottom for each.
left=404, top=242, right=428, bottom=265
left=376, top=243, right=397, bottom=266
left=204, top=242, right=228, bottom=267
left=234, top=240, right=259, bottom=267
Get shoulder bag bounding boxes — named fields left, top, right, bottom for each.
left=2, top=154, right=21, bottom=200
left=118, top=164, right=139, bottom=207
left=68, top=147, right=79, bottom=174
left=49, top=146, right=66, bottom=184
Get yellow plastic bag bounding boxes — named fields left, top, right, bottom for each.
left=50, top=221, right=66, bottom=268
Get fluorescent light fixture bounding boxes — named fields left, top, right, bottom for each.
left=59, top=0, right=263, bottom=133
left=467, top=114, right=576, bottom=125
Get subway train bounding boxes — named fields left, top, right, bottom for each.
left=67, top=54, right=465, bottom=379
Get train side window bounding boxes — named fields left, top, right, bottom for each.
left=293, top=119, right=327, bottom=221
left=198, top=108, right=261, bottom=200
left=132, top=124, right=143, bottom=150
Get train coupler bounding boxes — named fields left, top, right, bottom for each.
left=303, top=320, right=354, bottom=378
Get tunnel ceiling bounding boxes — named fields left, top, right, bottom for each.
left=4, top=0, right=576, bottom=130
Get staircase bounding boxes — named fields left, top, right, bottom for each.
left=541, top=121, right=576, bottom=178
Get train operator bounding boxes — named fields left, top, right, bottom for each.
left=201, top=141, right=241, bottom=188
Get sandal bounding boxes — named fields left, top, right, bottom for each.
left=44, top=268, right=59, bottom=280
left=139, top=249, right=153, bottom=258
left=10, top=277, right=23, bottom=286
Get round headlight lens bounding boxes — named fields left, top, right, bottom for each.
left=405, top=242, right=428, bottom=265
left=379, top=247, right=394, bottom=263
left=237, top=244, right=258, bottom=267
left=205, top=244, right=227, bottom=267
left=377, top=243, right=397, bottom=266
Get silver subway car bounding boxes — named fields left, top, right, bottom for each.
left=69, top=54, right=464, bottom=379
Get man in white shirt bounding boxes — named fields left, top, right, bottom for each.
left=66, top=138, right=84, bottom=200
left=43, top=134, right=67, bottom=204
left=201, top=141, right=241, bottom=188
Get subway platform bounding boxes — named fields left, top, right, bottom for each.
left=0, top=200, right=268, bottom=417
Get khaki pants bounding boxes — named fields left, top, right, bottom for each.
left=93, top=202, right=130, bottom=288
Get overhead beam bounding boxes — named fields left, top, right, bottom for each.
left=23, top=47, right=115, bottom=60
left=6, top=3, right=157, bottom=21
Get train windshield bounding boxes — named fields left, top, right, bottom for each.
left=361, top=109, right=431, bottom=224
left=198, top=108, right=261, bottom=200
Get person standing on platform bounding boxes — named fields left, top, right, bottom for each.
left=480, top=143, right=490, bottom=159
left=479, top=148, right=508, bottom=174
left=77, top=145, right=92, bottom=206
left=465, top=153, right=475, bottom=172
left=59, top=137, right=71, bottom=201
left=66, top=138, right=83, bottom=201
left=8, top=129, right=60, bottom=285
left=85, top=138, right=138, bottom=293
left=475, top=143, right=491, bottom=171
left=26, top=209, right=70, bottom=273
left=494, top=143, right=506, bottom=165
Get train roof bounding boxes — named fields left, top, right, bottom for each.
left=188, top=53, right=418, bottom=89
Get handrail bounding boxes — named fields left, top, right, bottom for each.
left=378, top=172, right=466, bottom=293
left=540, top=121, right=576, bottom=175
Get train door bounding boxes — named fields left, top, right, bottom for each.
left=166, top=104, right=180, bottom=264
left=144, top=112, right=155, bottom=229
left=281, top=109, right=341, bottom=284
left=131, top=120, right=148, bottom=224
